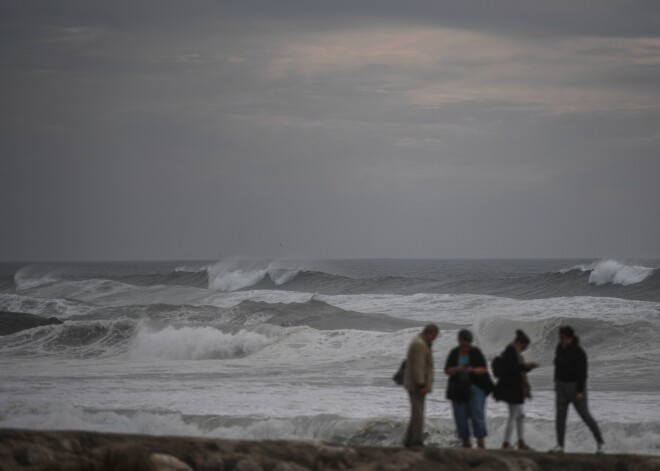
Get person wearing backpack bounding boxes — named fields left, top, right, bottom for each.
left=493, top=329, right=539, bottom=450
left=444, top=329, right=494, bottom=448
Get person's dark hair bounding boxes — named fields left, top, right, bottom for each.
left=514, top=329, right=530, bottom=345
left=423, top=324, right=439, bottom=335
left=458, top=329, right=473, bottom=343
left=559, top=325, right=575, bottom=338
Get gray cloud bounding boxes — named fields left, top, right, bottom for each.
left=1, top=1, right=659, bottom=260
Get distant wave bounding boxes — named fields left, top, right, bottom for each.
left=207, top=260, right=306, bottom=292
left=14, top=265, right=60, bottom=291
left=559, top=259, right=656, bottom=286
left=174, top=264, right=210, bottom=274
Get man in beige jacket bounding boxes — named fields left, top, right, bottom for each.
left=403, top=324, right=439, bottom=447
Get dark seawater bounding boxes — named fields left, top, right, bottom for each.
left=1, top=258, right=659, bottom=453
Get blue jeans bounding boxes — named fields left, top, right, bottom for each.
left=452, top=386, right=488, bottom=439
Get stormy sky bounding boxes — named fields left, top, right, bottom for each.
left=1, top=1, right=659, bottom=261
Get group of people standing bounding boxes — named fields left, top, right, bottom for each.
left=401, top=324, right=605, bottom=453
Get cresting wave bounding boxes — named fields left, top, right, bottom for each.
left=560, top=259, right=656, bottom=286
left=7, top=259, right=660, bottom=303
left=127, top=323, right=286, bottom=360
left=207, top=260, right=305, bottom=292
left=13, top=265, right=60, bottom=291
left=2, top=295, right=659, bottom=367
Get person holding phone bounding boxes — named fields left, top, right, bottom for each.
left=493, top=329, right=539, bottom=450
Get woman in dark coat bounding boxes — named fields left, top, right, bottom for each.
left=552, top=325, right=604, bottom=454
left=445, top=329, right=494, bottom=448
left=493, top=329, right=538, bottom=449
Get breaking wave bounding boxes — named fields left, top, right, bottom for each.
left=127, top=323, right=283, bottom=360
left=588, top=260, right=655, bottom=286
left=174, top=264, right=210, bottom=274
left=560, top=259, right=655, bottom=286
left=207, top=260, right=305, bottom=292
left=14, top=265, right=60, bottom=291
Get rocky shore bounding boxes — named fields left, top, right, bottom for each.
left=1, top=429, right=659, bottom=471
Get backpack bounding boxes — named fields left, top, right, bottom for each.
left=392, top=360, right=406, bottom=385
left=491, top=355, right=504, bottom=378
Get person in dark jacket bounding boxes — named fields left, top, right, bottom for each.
left=551, top=325, right=604, bottom=454
left=445, top=329, right=494, bottom=448
left=493, top=329, right=539, bottom=450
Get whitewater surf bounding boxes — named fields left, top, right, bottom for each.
left=1, top=259, right=659, bottom=454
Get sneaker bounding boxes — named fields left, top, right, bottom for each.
left=596, top=443, right=605, bottom=455
left=501, top=441, right=511, bottom=450
left=517, top=440, right=533, bottom=451
left=549, top=445, right=564, bottom=454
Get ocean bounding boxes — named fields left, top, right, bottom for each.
left=1, top=259, right=659, bottom=454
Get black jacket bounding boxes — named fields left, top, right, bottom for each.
left=554, top=340, right=588, bottom=393
left=493, top=344, right=533, bottom=405
left=445, top=346, right=494, bottom=403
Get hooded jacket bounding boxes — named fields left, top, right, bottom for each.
left=404, top=334, right=434, bottom=393
left=554, top=339, right=588, bottom=393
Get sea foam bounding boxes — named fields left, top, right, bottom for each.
left=588, top=260, right=655, bottom=286
left=127, top=324, right=279, bottom=360
left=560, top=259, right=655, bottom=286
left=207, top=260, right=303, bottom=292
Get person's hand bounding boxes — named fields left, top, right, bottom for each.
left=419, top=386, right=430, bottom=395
left=576, top=392, right=584, bottom=401
left=527, top=362, right=539, bottom=369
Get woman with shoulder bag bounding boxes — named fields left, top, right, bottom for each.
left=445, top=329, right=494, bottom=448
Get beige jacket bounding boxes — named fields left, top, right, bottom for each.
left=403, top=334, right=434, bottom=392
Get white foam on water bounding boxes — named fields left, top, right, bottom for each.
left=588, top=259, right=655, bottom=286
left=559, top=259, right=655, bottom=286
left=1, top=395, right=659, bottom=454
left=0, top=293, right=94, bottom=318
left=318, top=292, right=660, bottom=326
left=127, top=323, right=284, bottom=360
left=174, top=264, right=210, bottom=273
left=207, top=259, right=305, bottom=292
left=0, top=401, right=204, bottom=437
left=13, top=265, right=60, bottom=291
left=19, top=279, right=311, bottom=309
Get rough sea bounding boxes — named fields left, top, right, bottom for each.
left=1, top=259, right=659, bottom=454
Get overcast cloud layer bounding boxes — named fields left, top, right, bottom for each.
left=1, top=1, right=659, bottom=260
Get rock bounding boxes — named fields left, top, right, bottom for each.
left=272, top=461, right=311, bottom=471
left=183, top=450, right=225, bottom=471
left=234, top=457, right=264, bottom=471
left=149, top=453, right=194, bottom=471
left=0, top=311, right=63, bottom=336
left=315, top=443, right=358, bottom=469
left=0, top=429, right=659, bottom=471
left=13, top=445, right=53, bottom=466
